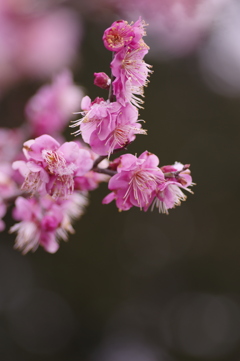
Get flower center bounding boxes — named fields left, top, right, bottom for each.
left=42, top=150, right=66, bottom=175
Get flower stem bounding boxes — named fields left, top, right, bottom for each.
left=108, top=53, right=116, bottom=102
left=92, top=167, right=116, bottom=177
left=164, top=164, right=190, bottom=178
left=92, top=155, right=106, bottom=169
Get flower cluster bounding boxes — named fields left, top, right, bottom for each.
left=71, top=18, right=152, bottom=157
left=2, top=18, right=194, bottom=254
left=1, top=70, right=108, bottom=253
left=13, top=135, right=93, bottom=199
left=10, top=193, right=88, bottom=254
left=103, top=152, right=193, bottom=214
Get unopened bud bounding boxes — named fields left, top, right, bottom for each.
left=94, top=72, right=111, bottom=89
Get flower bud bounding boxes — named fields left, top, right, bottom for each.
left=94, top=72, right=111, bottom=89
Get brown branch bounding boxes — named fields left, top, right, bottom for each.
left=108, top=52, right=116, bottom=103
left=92, top=155, right=107, bottom=169
left=164, top=164, right=190, bottom=178
left=92, top=167, right=116, bottom=177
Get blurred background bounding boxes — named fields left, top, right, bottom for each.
left=1, top=0, right=240, bottom=360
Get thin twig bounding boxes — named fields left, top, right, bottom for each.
left=92, top=155, right=107, bottom=169
left=108, top=52, right=116, bottom=102
left=4, top=190, right=26, bottom=205
left=164, top=164, right=190, bottom=178
left=92, top=167, right=116, bottom=177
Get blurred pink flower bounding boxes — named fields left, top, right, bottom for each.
left=10, top=192, right=88, bottom=254
left=199, top=0, right=240, bottom=95
left=0, top=1, right=82, bottom=92
left=0, top=128, right=24, bottom=163
left=17, top=8, right=82, bottom=78
left=26, top=70, right=84, bottom=137
left=96, top=0, right=228, bottom=57
left=0, top=162, right=20, bottom=231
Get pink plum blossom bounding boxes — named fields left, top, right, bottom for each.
left=26, top=70, right=84, bottom=137
left=72, top=96, right=121, bottom=142
left=150, top=162, right=194, bottom=214
left=131, top=17, right=149, bottom=49
left=0, top=164, right=18, bottom=199
left=72, top=97, right=145, bottom=156
left=105, top=17, right=152, bottom=107
left=103, top=20, right=135, bottom=52
left=74, top=141, right=109, bottom=191
left=111, top=46, right=152, bottom=107
left=12, top=135, right=93, bottom=198
left=89, top=102, right=146, bottom=156
left=161, top=162, right=193, bottom=188
left=98, top=0, right=228, bottom=58
left=74, top=170, right=109, bottom=192
left=0, top=128, right=24, bottom=163
left=5, top=15, right=195, bottom=255
left=103, top=151, right=165, bottom=210
left=103, top=156, right=193, bottom=213
left=10, top=192, right=88, bottom=254
left=0, top=163, right=20, bottom=231
left=103, top=17, right=148, bottom=52
left=111, top=47, right=150, bottom=85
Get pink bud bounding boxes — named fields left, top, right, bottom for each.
left=94, top=72, right=111, bottom=89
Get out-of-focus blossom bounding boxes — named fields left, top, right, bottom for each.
left=17, top=8, right=81, bottom=78
left=97, top=0, right=228, bottom=58
left=0, top=163, right=19, bottom=231
left=10, top=192, right=88, bottom=254
left=0, top=163, right=18, bottom=198
left=0, top=203, right=7, bottom=231
left=13, top=135, right=93, bottom=198
left=199, top=0, right=240, bottom=95
left=0, top=127, right=24, bottom=232
left=0, top=128, right=24, bottom=163
left=0, top=1, right=82, bottom=93
left=26, top=70, right=84, bottom=137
